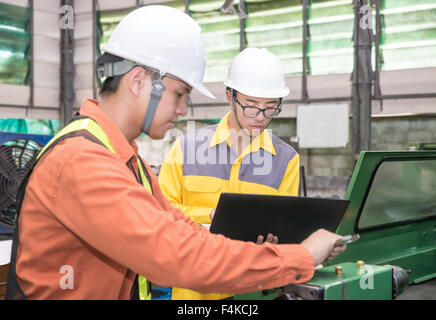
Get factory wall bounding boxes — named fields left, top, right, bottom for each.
left=1, top=0, right=435, bottom=199
left=148, top=113, right=436, bottom=199
left=274, top=114, right=436, bottom=198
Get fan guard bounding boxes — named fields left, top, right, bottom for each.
left=0, top=139, right=42, bottom=229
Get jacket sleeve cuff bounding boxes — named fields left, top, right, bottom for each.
left=280, top=244, right=315, bottom=284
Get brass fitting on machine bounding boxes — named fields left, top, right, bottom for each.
left=357, top=260, right=365, bottom=274
left=335, top=265, right=343, bottom=276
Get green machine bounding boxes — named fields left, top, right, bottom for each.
left=235, top=150, right=436, bottom=300
left=407, top=142, right=436, bottom=151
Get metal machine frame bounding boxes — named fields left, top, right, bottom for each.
left=235, top=150, right=436, bottom=300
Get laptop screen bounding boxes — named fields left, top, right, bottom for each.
left=209, top=193, right=349, bottom=244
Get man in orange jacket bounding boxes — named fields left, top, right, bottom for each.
left=6, top=5, right=346, bottom=300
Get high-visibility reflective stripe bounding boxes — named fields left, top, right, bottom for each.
left=179, top=124, right=297, bottom=190
left=137, top=158, right=152, bottom=194
left=137, top=157, right=151, bottom=299
left=37, top=118, right=116, bottom=159
left=37, top=118, right=152, bottom=300
left=138, top=275, right=152, bottom=300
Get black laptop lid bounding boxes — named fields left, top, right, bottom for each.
left=209, top=193, right=349, bottom=244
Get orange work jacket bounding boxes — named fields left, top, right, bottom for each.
left=12, top=99, right=314, bottom=299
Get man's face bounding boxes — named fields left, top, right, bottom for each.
left=227, top=90, right=279, bottom=136
left=147, top=77, right=192, bottom=139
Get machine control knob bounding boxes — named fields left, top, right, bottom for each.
left=357, top=260, right=365, bottom=274
left=335, top=266, right=343, bottom=275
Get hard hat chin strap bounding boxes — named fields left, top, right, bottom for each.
left=141, top=73, right=166, bottom=135
left=98, top=59, right=167, bottom=135
left=231, top=89, right=246, bottom=133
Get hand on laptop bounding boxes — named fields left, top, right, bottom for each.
left=256, top=233, right=279, bottom=245
left=300, top=229, right=347, bottom=266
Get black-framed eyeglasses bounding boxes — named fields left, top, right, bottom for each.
left=187, top=95, right=193, bottom=109
left=233, top=96, right=282, bottom=119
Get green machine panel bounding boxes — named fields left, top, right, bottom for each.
left=235, top=262, right=395, bottom=300
left=331, top=151, right=436, bottom=286
left=305, top=262, right=392, bottom=300
left=235, top=150, right=436, bottom=300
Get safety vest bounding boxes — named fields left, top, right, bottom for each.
left=6, top=116, right=152, bottom=300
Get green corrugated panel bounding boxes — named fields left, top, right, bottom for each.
left=97, top=1, right=238, bottom=83
left=189, top=1, right=239, bottom=82
left=245, top=0, right=354, bottom=76
left=188, top=0, right=224, bottom=12
left=0, top=3, right=30, bottom=85
left=96, top=0, right=436, bottom=83
left=381, top=0, right=436, bottom=71
left=245, top=0, right=304, bottom=76
left=167, top=0, right=237, bottom=82
left=0, top=119, right=60, bottom=135
left=308, top=0, right=354, bottom=75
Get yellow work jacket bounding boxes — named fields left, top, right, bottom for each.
left=158, top=112, right=300, bottom=300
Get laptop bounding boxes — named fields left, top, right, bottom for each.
left=209, top=193, right=349, bottom=244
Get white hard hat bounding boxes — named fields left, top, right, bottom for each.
left=224, top=48, right=289, bottom=98
left=100, top=5, right=214, bottom=99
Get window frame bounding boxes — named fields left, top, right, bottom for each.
left=355, top=155, right=436, bottom=233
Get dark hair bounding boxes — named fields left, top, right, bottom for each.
left=99, top=75, right=124, bottom=98
left=97, top=52, right=161, bottom=98
left=97, top=53, right=125, bottom=98
left=98, top=69, right=159, bottom=98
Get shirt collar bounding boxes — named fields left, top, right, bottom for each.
left=209, top=111, right=276, bottom=156
left=79, top=99, right=138, bottom=163
left=209, top=111, right=232, bottom=148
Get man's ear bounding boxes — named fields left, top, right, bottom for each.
left=126, top=66, right=150, bottom=97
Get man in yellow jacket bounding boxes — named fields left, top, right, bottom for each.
left=158, top=48, right=301, bottom=300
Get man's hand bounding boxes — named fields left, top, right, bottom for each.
left=256, top=233, right=278, bottom=245
left=300, top=229, right=347, bottom=266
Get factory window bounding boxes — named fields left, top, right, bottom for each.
left=306, top=0, right=355, bottom=75
left=96, top=0, right=436, bottom=83
left=183, top=1, right=240, bottom=83
left=357, top=158, right=436, bottom=231
left=97, top=0, right=240, bottom=83
left=0, top=119, right=59, bottom=135
left=244, top=0, right=305, bottom=76
left=0, top=2, right=30, bottom=85
left=380, top=0, right=436, bottom=71
left=245, top=0, right=355, bottom=76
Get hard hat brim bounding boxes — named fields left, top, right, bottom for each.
left=99, top=47, right=215, bottom=100
left=224, top=81, right=289, bottom=99
left=96, top=52, right=123, bottom=65
left=194, top=84, right=215, bottom=99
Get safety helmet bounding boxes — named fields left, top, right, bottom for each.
left=224, top=48, right=289, bottom=98
left=97, top=6, right=214, bottom=135
left=100, top=5, right=214, bottom=99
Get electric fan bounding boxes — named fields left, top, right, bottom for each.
left=0, top=137, right=43, bottom=235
